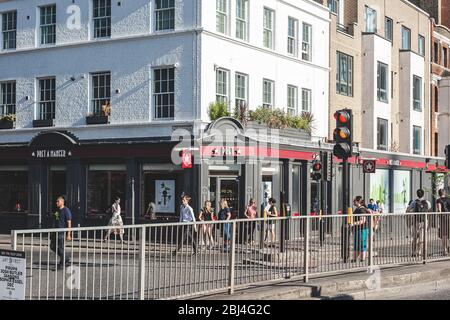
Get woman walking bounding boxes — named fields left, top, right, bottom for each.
left=218, top=199, right=232, bottom=250
left=198, top=200, right=215, bottom=248
left=244, top=198, right=258, bottom=245
left=352, top=196, right=370, bottom=262
left=104, top=197, right=126, bottom=244
left=264, top=198, right=278, bottom=246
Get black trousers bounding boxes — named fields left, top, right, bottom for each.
left=50, top=232, right=69, bottom=265
left=176, top=225, right=197, bottom=253
left=246, top=221, right=257, bottom=242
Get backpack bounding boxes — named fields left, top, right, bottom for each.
left=414, top=199, right=429, bottom=213
left=440, top=197, right=450, bottom=213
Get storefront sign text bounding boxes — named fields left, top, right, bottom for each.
left=32, top=149, right=72, bottom=158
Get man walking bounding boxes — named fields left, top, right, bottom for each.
left=173, top=194, right=198, bottom=256
left=437, top=189, right=450, bottom=255
left=406, top=189, right=431, bottom=257
left=50, top=196, right=72, bottom=268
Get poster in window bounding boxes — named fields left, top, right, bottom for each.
left=262, top=182, right=272, bottom=210
left=370, top=169, right=390, bottom=212
left=155, top=180, right=175, bottom=213
left=393, top=170, right=411, bottom=213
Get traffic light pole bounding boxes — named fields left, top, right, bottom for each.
left=341, top=158, right=351, bottom=262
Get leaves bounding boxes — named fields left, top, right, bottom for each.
left=208, top=101, right=230, bottom=121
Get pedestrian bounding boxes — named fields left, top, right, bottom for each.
left=218, top=199, right=232, bottom=250
left=367, top=199, right=378, bottom=213
left=145, top=201, right=157, bottom=220
left=50, top=196, right=72, bottom=268
left=436, top=189, right=450, bottom=255
left=104, top=197, right=126, bottom=244
left=265, top=198, right=278, bottom=246
left=244, top=198, right=258, bottom=245
left=173, top=194, right=198, bottom=256
left=198, top=200, right=215, bottom=249
left=351, top=196, right=370, bottom=262
left=376, top=200, right=384, bottom=214
left=406, top=189, right=431, bottom=257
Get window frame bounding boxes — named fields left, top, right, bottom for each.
left=2, top=11, right=17, bottom=50
left=93, top=0, right=111, bottom=39
left=301, top=22, right=312, bottom=62
left=412, top=75, right=422, bottom=112
left=91, top=72, right=111, bottom=116
left=364, top=6, right=377, bottom=33
left=215, top=68, right=229, bottom=105
left=287, top=17, right=298, bottom=56
left=385, top=16, right=393, bottom=42
left=155, top=0, right=175, bottom=31
left=336, top=51, right=353, bottom=97
left=40, top=4, right=57, bottom=46
left=263, top=7, right=275, bottom=49
left=377, top=118, right=389, bottom=151
left=412, top=125, right=422, bottom=155
left=377, top=61, right=389, bottom=103
left=235, top=72, right=248, bottom=109
left=216, top=0, right=228, bottom=34
left=401, top=26, right=411, bottom=50
left=287, top=85, right=298, bottom=116
left=153, top=67, right=175, bottom=119
left=38, top=77, right=56, bottom=121
left=301, top=88, right=312, bottom=113
left=262, top=79, right=274, bottom=109
left=0, top=81, right=16, bottom=116
left=418, top=35, right=425, bottom=56
left=235, top=0, right=249, bottom=41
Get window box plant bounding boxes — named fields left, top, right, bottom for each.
left=86, top=101, right=110, bottom=125
left=0, top=114, right=15, bottom=129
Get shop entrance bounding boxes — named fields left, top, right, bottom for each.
left=48, top=166, right=67, bottom=214
left=210, top=177, right=240, bottom=219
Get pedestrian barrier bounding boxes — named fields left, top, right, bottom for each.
left=10, top=212, right=450, bottom=300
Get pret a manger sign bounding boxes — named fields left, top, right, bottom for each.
left=32, top=149, right=72, bottom=158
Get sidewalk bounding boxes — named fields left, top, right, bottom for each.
left=194, top=260, right=450, bottom=300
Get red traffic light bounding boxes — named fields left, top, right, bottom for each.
left=334, top=110, right=351, bottom=124
left=313, top=161, right=322, bottom=171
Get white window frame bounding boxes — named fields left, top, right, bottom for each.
left=418, top=35, right=425, bottom=56
left=153, top=67, right=175, bottom=119
left=377, top=118, right=389, bottom=151
left=413, top=75, right=422, bottom=111
left=37, top=77, right=56, bottom=120
left=287, top=85, right=298, bottom=116
left=235, top=72, right=248, bottom=108
left=413, top=125, right=422, bottom=155
left=2, top=11, right=17, bottom=50
left=365, top=6, right=377, bottom=33
left=40, top=4, right=56, bottom=45
left=91, top=72, right=111, bottom=116
left=401, top=26, right=411, bottom=50
left=216, top=0, right=228, bottom=34
left=302, top=23, right=312, bottom=62
left=287, top=17, right=298, bottom=56
left=93, top=0, right=111, bottom=39
left=0, top=81, right=16, bottom=116
left=216, top=68, right=229, bottom=105
left=263, top=79, right=274, bottom=109
left=263, top=7, right=274, bottom=49
left=301, top=88, right=311, bottom=113
left=236, top=0, right=249, bottom=41
left=155, top=0, right=175, bottom=31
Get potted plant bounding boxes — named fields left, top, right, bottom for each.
left=86, top=101, right=110, bottom=125
left=0, top=114, right=15, bottom=129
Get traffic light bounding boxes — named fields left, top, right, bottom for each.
left=333, top=109, right=353, bottom=160
left=312, top=160, right=322, bottom=181
left=446, top=145, right=450, bottom=169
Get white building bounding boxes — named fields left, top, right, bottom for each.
left=0, top=0, right=330, bottom=230
left=0, top=0, right=330, bottom=142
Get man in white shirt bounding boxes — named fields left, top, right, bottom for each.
left=173, top=194, right=198, bottom=256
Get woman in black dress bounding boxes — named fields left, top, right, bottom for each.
left=198, top=200, right=215, bottom=248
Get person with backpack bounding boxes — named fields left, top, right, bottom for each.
left=437, top=189, right=450, bottom=255
left=406, top=189, right=431, bottom=257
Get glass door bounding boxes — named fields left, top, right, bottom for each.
left=219, top=178, right=239, bottom=219
left=48, top=166, right=67, bottom=214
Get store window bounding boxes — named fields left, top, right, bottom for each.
left=292, top=165, right=301, bottom=216
left=0, top=169, right=28, bottom=213
left=142, top=165, right=182, bottom=219
left=87, top=164, right=126, bottom=216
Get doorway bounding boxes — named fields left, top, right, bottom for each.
left=48, top=166, right=67, bottom=214
left=210, top=177, right=239, bottom=219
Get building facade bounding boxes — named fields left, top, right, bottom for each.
left=0, top=0, right=331, bottom=232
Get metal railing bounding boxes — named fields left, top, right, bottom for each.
left=10, top=212, right=450, bottom=300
